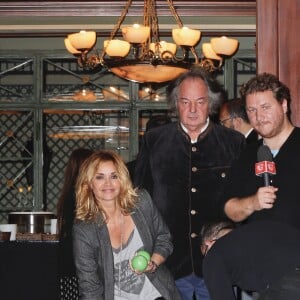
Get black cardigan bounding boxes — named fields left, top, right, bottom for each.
left=134, top=121, right=245, bottom=278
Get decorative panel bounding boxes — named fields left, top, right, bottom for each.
left=44, top=109, right=130, bottom=213
left=0, top=57, right=35, bottom=103
left=0, top=110, right=34, bottom=222
left=42, top=57, right=130, bottom=103
left=233, top=57, right=256, bottom=98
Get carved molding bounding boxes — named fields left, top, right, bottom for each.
left=0, top=1, right=256, bottom=17
left=0, top=1, right=256, bottom=37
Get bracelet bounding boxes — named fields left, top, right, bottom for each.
left=151, top=260, right=159, bottom=272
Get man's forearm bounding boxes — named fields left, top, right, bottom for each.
left=224, top=196, right=256, bottom=222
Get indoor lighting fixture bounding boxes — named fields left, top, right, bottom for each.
left=64, top=0, right=239, bottom=83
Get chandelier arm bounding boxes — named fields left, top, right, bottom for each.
left=217, top=57, right=224, bottom=69
left=169, top=47, right=189, bottom=63
left=150, top=0, right=159, bottom=43
left=141, top=0, right=150, bottom=56
left=78, top=50, right=90, bottom=67
left=166, top=0, right=183, bottom=27
left=109, top=0, right=133, bottom=40
left=141, top=0, right=160, bottom=59
left=199, top=57, right=226, bottom=72
left=169, top=46, right=197, bottom=64
left=190, top=46, right=199, bottom=64
left=77, top=56, right=83, bottom=68
left=144, top=0, right=149, bottom=26
left=160, top=51, right=174, bottom=63
left=100, top=0, right=133, bottom=62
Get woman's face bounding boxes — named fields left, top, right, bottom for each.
left=90, top=160, right=121, bottom=205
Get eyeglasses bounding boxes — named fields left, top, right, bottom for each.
left=219, top=117, right=233, bottom=126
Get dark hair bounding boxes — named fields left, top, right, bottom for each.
left=225, top=98, right=249, bottom=123
left=57, top=148, right=94, bottom=236
left=240, top=72, right=291, bottom=119
left=200, top=220, right=235, bottom=246
left=167, top=67, right=224, bottom=116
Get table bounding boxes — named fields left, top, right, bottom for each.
left=0, top=240, right=59, bottom=300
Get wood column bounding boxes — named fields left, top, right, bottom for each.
left=257, top=0, right=300, bottom=126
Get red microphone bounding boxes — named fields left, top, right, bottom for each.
left=255, top=145, right=276, bottom=186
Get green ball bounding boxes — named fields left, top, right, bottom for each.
left=136, top=250, right=151, bottom=262
left=131, top=255, right=148, bottom=272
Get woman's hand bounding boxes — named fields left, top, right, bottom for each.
left=146, top=260, right=159, bottom=273
left=129, top=252, right=162, bottom=274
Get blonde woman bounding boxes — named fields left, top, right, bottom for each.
left=73, top=150, right=181, bottom=300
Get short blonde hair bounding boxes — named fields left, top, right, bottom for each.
left=75, top=150, right=138, bottom=223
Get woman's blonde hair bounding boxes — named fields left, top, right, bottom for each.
left=75, top=150, right=138, bottom=222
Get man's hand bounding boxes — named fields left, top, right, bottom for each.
left=252, top=186, right=278, bottom=210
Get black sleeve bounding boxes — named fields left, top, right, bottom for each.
left=133, top=135, right=154, bottom=196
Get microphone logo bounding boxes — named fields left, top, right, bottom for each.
left=255, top=161, right=276, bottom=176
left=256, top=144, right=276, bottom=186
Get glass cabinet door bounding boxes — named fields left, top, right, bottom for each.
left=44, top=109, right=130, bottom=213
left=0, top=110, right=34, bottom=219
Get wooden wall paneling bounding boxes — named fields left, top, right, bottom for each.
left=257, top=0, right=300, bottom=126
left=278, top=0, right=300, bottom=126
left=256, top=0, right=278, bottom=75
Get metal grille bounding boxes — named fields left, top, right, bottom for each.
left=45, top=110, right=129, bottom=214
left=0, top=58, right=34, bottom=102
left=0, top=111, right=33, bottom=222
left=0, top=109, right=129, bottom=222
left=233, top=57, right=256, bottom=98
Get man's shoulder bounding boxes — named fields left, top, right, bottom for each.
left=145, top=122, right=176, bottom=134
left=213, top=123, right=245, bottom=142
left=144, top=122, right=179, bottom=141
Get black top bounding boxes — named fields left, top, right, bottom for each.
left=223, top=127, right=300, bottom=229
left=246, top=128, right=259, bottom=144
left=59, top=190, right=77, bottom=276
left=203, top=220, right=300, bottom=300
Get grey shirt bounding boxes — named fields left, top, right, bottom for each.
left=113, top=227, right=161, bottom=299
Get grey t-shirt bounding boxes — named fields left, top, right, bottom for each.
left=113, top=227, right=161, bottom=299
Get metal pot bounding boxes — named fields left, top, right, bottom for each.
left=8, top=212, right=55, bottom=234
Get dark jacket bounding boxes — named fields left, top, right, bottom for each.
left=246, top=128, right=259, bottom=144
left=73, top=189, right=181, bottom=300
left=134, top=121, right=245, bottom=279
left=203, top=220, right=300, bottom=299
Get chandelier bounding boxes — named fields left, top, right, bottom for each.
left=64, top=0, right=239, bottom=83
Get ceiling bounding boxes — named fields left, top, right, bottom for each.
left=0, top=1, right=256, bottom=37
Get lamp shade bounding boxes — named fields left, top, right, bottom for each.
left=172, top=27, right=201, bottom=46
left=202, top=43, right=222, bottom=60
left=122, top=25, right=150, bottom=44
left=149, top=41, right=177, bottom=58
left=211, top=36, right=239, bottom=56
left=68, top=31, right=96, bottom=51
left=104, top=40, right=131, bottom=57
left=64, top=38, right=81, bottom=55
